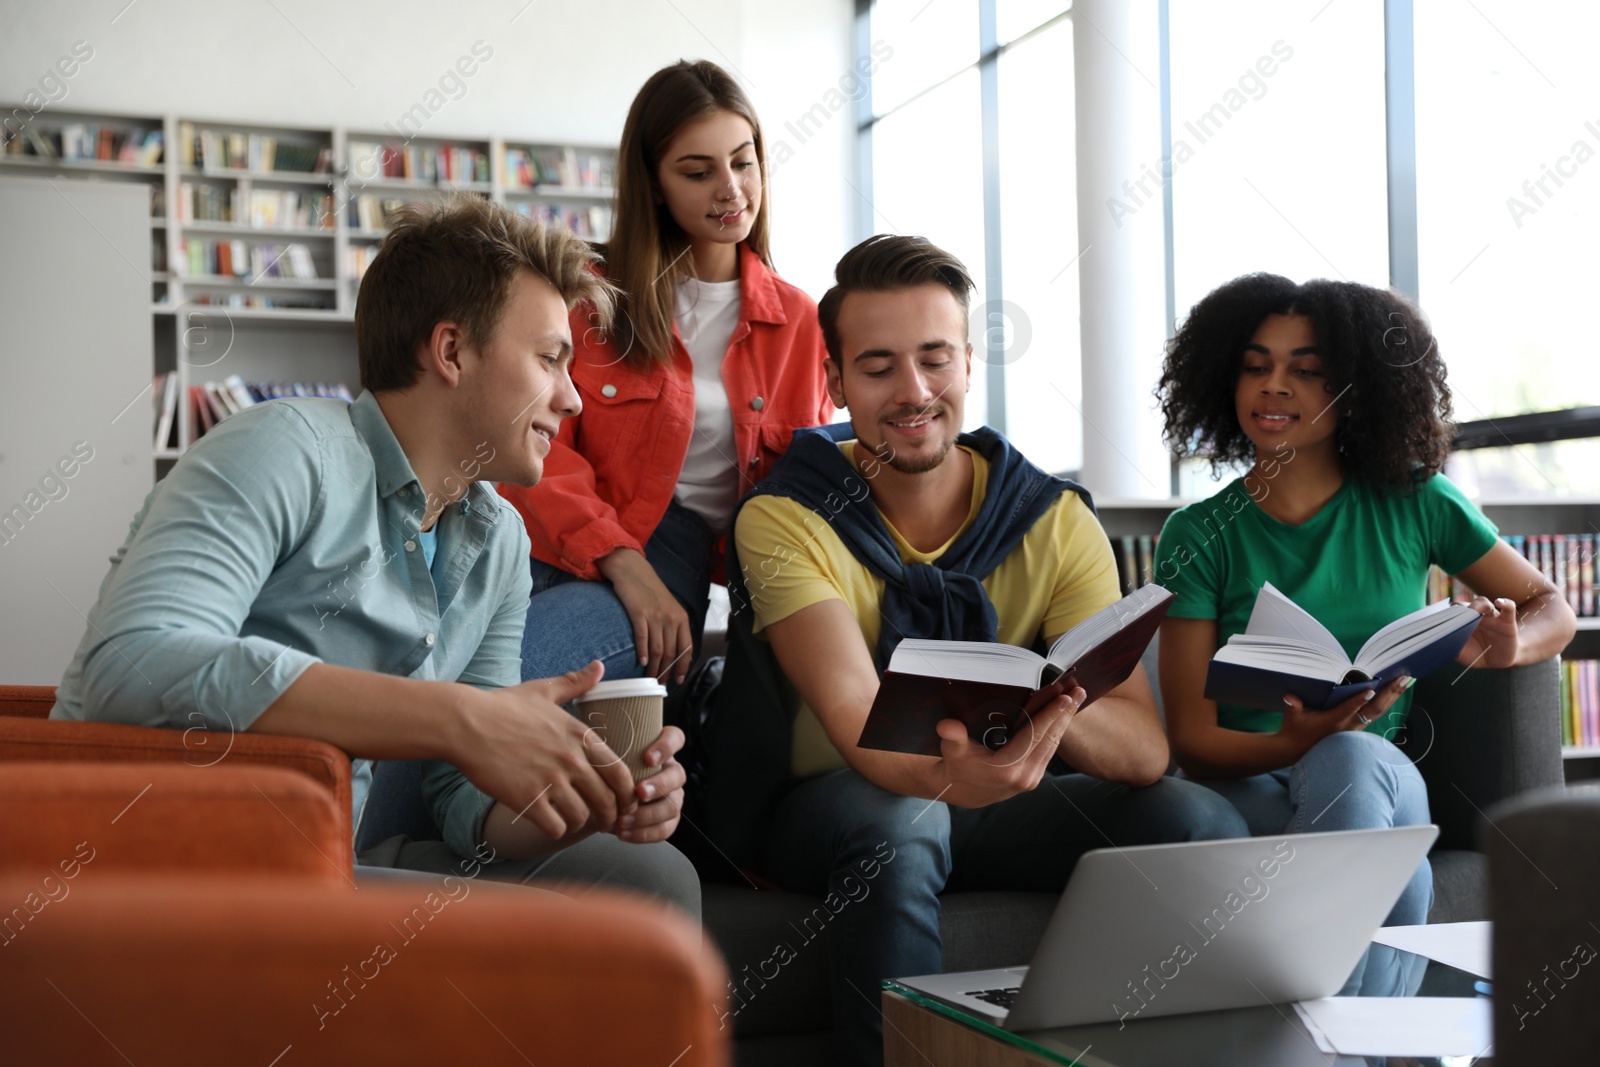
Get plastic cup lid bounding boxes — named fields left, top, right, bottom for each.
left=574, top=678, right=668, bottom=701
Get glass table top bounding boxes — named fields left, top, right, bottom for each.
left=886, top=953, right=1492, bottom=1067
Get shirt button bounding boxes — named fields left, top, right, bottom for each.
left=424, top=633, right=435, bottom=646
left=601, top=384, right=617, bottom=398
left=404, top=540, right=417, bottom=552
left=750, top=396, right=765, bottom=411
left=397, top=487, right=408, bottom=497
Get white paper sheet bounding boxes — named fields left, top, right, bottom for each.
left=1292, top=997, right=1493, bottom=1058
left=1371, top=920, right=1492, bottom=979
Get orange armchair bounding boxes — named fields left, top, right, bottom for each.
left=0, top=687, right=353, bottom=844
left=0, top=761, right=351, bottom=883
left=1, top=876, right=728, bottom=1066
left=0, top=684, right=55, bottom=718
left=0, top=685, right=733, bottom=1064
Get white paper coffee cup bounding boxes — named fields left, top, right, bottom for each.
left=574, top=678, right=667, bottom=783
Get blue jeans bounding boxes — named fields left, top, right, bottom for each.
left=1182, top=730, right=1434, bottom=997
left=521, top=501, right=716, bottom=683
left=764, top=769, right=1249, bottom=1067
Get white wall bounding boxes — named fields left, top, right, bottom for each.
left=0, top=177, right=153, bottom=683
left=0, top=0, right=855, bottom=296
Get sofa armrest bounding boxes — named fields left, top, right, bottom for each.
left=0, top=716, right=353, bottom=846
left=1, top=877, right=729, bottom=1066
left=0, top=761, right=352, bottom=884
left=1485, top=785, right=1600, bottom=1063
left=0, top=684, right=56, bottom=718
left=1410, top=657, right=1563, bottom=852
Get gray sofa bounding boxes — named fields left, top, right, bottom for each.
left=355, top=650, right=1563, bottom=1066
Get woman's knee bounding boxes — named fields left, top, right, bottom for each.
left=521, top=579, right=641, bottom=680
left=1305, top=729, right=1423, bottom=783
left=1295, top=730, right=1430, bottom=829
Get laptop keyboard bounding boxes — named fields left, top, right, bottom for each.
left=966, top=986, right=1021, bottom=1009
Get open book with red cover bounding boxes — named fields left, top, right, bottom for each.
left=856, top=584, right=1174, bottom=757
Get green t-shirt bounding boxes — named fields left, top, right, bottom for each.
left=1154, top=473, right=1499, bottom=734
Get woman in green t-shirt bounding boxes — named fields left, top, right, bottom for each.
left=1152, top=273, right=1576, bottom=995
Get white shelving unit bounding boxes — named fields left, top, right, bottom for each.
left=1, top=108, right=619, bottom=479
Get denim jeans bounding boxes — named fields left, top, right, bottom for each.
left=763, top=768, right=1250, bottom=1067
left=521, top=500, right=716, bottom=683
left=1182, top=729, right=1434, bottom=997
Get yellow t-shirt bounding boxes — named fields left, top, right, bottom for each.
left=733, top=443, right=1123, bottom=777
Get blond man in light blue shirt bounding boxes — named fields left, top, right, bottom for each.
left=50, top=196, right=697, bottom=913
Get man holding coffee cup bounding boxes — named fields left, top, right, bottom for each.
left=49, top=196, right=697, bottom=915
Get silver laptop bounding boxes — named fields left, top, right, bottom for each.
left=896, top=825, right=1437, bottom=1031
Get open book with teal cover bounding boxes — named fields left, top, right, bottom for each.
left=857, top=584, right=1173, bottom=757
left=1203, top=582, right=1483, bottom=712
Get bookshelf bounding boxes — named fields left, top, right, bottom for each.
left=1, top=108, right=616, bottom=478
left=1097, top=496, right=1600, bottom=780
left=497, top=140, right=616, bottom=242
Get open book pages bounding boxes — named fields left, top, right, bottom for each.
left=884, top=584, right=1173, bottom=690
left=1215, top=582, right=1480, bottom=684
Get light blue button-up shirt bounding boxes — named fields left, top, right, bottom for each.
left=51, top=391, right=530, bottom=854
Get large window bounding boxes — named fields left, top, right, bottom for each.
left=868, top=66, right=992, bottom=437
left=861, top=0, right=1080, bottom=475
left=1168, top=0, right=1389, bottom=314
left=860, top=0, right=1600, bottom=491
left=998, top=16, right=1082, bottom=475
left=1415, top=1, right=1600, bottom=495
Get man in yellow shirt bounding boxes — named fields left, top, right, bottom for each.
left=726, top=235, right=1248, bottom=1067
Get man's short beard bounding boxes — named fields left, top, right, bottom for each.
left=867, top=435, right=955, bottom=475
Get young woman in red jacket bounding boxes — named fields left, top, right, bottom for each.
left=498, top=60, right=832, bottom=686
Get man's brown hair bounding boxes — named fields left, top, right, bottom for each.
left=356, top=194, right=616, bottom=392
left=816, top=234, right=976, bottom=365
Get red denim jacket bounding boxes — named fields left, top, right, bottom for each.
left=497, top=244, right=833, bottom=580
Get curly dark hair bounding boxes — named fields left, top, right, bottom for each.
left=1155, top=273, right=1454, bottom=491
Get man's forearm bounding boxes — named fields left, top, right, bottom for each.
left=250, top=662, right=475, bottom=763
left=840, top=745, right=952, bottom=801
left=1053, top=693, right=1169, bottom=786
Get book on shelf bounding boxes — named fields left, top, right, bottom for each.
left=1428, top=532, right=1597, bottom=617
left=507, top=201, right=612, bottom=240
left=189, top=385, right=214, bottom=436
left=179, top=122, right=331, bottom=174
left=347, top=244, right=380, bottom=284
left=183, top=376, right=355, bottom=444
left=183, top=293, right=333, bottom=311
left=21, top=125, right=56, bottom=160
left=177, top=184, right=333, bottom=230
left=3, top=122, right=162, bottom=166
left=503, top=145, right=613, bottom=190
left=179, top=239, right=320, bottom=280
left=1560, top=659, right=1599, bottom=749
left=348, top=194, right=414, bottom=232
left=856, top=584, right=1173, bottom=757
left=1111, top=533, right=1160, bottom=598
left=152, top=373, right=179, bottom=450
left=1203, top=582, right=1482, bottom=712
left=348, top=140, right=489, bottom=184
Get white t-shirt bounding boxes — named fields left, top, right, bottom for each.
left=672, top=276, right=743, bottom=532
